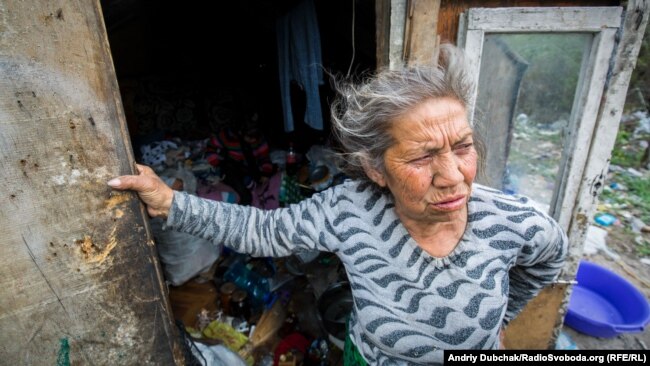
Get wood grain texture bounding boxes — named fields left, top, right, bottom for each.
left=438, top=0, right=620, bottom=44
left=389, top=0, right=407, bottom=70
left=465, top=6, right=621, bottom=31
left=376, top=0, right=391, bottom=69
left=0, top=0, right=182, bottom=364
left=404, top=0, right=441, bottom=66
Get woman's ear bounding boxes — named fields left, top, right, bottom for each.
left=362, top=159, right=387, bottom=187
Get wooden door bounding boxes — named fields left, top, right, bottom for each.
left=0, top=1, right=182, bottom=364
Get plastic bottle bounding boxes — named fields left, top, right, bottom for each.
left=286, top=142, right=298, bottom=176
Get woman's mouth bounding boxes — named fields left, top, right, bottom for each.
left=431, top=195, right=466, bottom=211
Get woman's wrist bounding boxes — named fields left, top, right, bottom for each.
left=159, top=187, right=174, bottom=219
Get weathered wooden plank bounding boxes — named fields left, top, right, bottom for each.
left=438, top=0, right=620, bottom=44
left=389, top=0, right=407, bottom=70
left=404, top=0, right=441, bottom=67
left=456, top=11, right=467, bottom=48
left=466, top=7, right=622, bottom=32
left=0, top=0, right=182, bottom=364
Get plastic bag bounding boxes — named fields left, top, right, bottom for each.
left=150, top=218, right=221, bottom=286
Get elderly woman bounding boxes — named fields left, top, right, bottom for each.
left=108, top=45, right=567, bottom=365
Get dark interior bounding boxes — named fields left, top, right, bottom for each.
left=102, top=0, right=376, bottom=154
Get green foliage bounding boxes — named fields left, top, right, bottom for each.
left=624, top=176, right=650, bottom=215
left=610, top=129, right=645, bottom=167
left=638, top=240, right=650, bottom=257
left=600, top=171, right=650, bottom=257
left=627, top=25, right=650, bottom=111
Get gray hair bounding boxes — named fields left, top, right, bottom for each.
left=330, top=44, right=478, bottom=181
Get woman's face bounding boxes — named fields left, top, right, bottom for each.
left=368, top=97, right=477, bottom=225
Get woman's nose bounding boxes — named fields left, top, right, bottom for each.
left=432, top=154, right=464, bottom=187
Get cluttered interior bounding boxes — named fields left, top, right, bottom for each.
left=102, top=0, right=376, bottom=364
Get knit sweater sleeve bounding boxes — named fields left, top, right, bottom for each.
left=504, top=212, right=568, bottom=324
left=164, top=187, right=341, bottom=257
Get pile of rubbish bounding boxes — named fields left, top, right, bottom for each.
left=178, top=252, right=338, bottom=366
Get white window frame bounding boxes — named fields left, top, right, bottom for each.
left=458, top=7, right=622, bottom=233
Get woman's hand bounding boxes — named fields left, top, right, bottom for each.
left=107, top=164, right=174, bottom=218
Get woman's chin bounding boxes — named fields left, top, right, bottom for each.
left=422, top=205, right=467, bottom=225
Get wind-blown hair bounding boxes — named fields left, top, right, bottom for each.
left=330, top=44, right=477, bottom=181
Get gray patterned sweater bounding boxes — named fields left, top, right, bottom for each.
left=166, top=180, right=567, bottom=365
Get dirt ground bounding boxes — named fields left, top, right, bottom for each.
left=560, top=226, right=650, bottom=350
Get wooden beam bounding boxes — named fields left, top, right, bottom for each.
left=404, top=0, right=441, bottom=66
left=465, top=7, right=621, bottom=32
left=376, top=0, right=391, bottom=69
left=0, top=0, right=182, bottom=363
left=389, top=0, right=408, bottom=70
left=438, top=0, right=621, bottom=45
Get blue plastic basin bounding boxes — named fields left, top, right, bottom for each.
left=565, top=260, right=650, bottom=338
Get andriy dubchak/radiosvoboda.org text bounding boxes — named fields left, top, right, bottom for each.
left=447, top=352, right=612, bottom=363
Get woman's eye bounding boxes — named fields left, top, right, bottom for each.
left=454, top=143, right=473, bottom=152
left=410, top=155, right=432, bottom=165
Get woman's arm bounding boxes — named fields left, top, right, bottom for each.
left=165, top=189, right=336, bottom=257
left=108, top=164, right=338, bottom=257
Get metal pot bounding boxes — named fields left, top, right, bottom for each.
left=317, top=281, right=353, bottom=343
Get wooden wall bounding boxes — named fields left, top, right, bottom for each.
left=0, top=0, right=182, bottom=364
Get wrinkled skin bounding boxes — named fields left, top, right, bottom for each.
left=364, top=97, right=478, bottom=257
left=108, top=164, right=173, bottom=218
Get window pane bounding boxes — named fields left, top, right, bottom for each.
left=475, top=33, right=593, bottom=212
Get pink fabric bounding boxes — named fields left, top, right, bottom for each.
left=251, top=172, right=281, bottom=209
